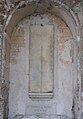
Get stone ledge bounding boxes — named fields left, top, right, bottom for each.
left=14, top=115, right=67, bottom=119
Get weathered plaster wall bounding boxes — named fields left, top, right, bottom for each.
left=8, top=14, right=74, bottom=119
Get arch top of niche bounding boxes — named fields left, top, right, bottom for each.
left=4, top=0, right=80, bottom=40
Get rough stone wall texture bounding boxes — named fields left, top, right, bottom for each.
left=2, top=39, right=10, bottom=119
left=0, top=26, right=4, bottom=119
left=75, top=2, right=83, bottom=118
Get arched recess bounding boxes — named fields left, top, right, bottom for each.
left=5, top=0, right=80, bottom=38
left=2, top=0, right=81, bottom=119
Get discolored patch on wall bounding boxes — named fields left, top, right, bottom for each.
left=10, top=26, right=25, bottom=64
left=50, top=15, right=73, bottom=65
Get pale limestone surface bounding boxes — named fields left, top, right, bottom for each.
left=29, top=25, right=53, bottom=93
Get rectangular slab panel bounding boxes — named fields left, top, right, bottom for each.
left=29, top=25, right=54, bottom=95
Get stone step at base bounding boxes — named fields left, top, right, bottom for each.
left=14, top=115, right=68, bottom=119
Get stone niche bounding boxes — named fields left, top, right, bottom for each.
left=9, top=14, right=73, bottom=119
